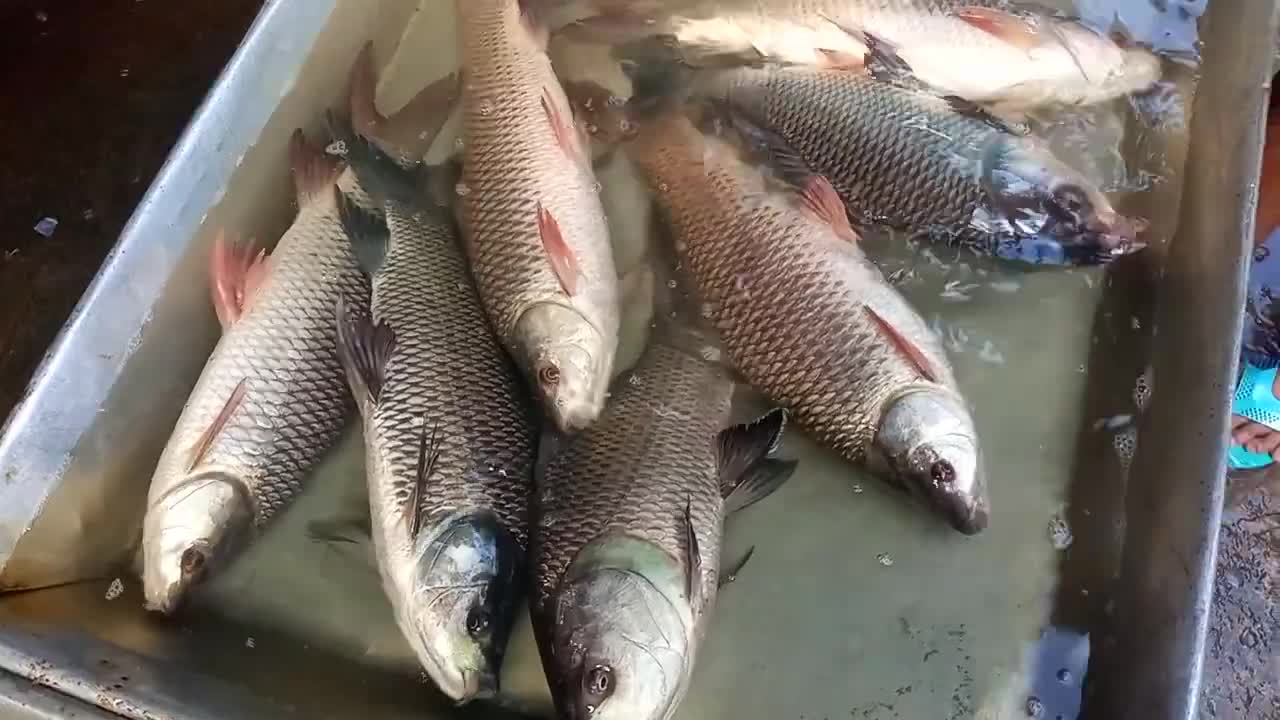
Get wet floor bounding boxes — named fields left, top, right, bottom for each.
left=0, top=1, right=1273, bottom=718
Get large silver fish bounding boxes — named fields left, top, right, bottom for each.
left=333, top=125, right=537, bottom=702
left=141, top=132, right=368, bottom=613
left=569, top=85, right=989, bottom=532
left=455, top=0, right=620, bottom=432
left=689, top=64, right=1146, bottom=266
left=559, top=0, right=1162, bottom=112
left=531, top=323, right=795, bottom=720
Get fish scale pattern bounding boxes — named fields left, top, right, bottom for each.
left=630, top=112, right=959, bottom=465
left=530, top=341, right=732, bottom=623
left=362, top=199, right=536, bottom=548
left=147, top=201, right=370, bottom=525
left=714, top=66, right=997, bottom=249
left=455, top=0, right=615, bottom=344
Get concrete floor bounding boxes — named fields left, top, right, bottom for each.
left=0, top=1, right=1273, bottom=718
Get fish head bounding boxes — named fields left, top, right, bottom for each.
left=978, top=136, right=1147, bottom=265
left=142, top=470, right=253, bottom=613
left=874, top=388, right=989, bottom=535
left=405, top=511, right=522, bottom=703
left=516, top=302, right=611, bottom=433
left=546, top=536, right=692, bottom=720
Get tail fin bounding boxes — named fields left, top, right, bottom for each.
left=347, top=42, right=459, bottom=163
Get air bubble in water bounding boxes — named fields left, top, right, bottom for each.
left=627, top=374, right=641, bottom=387
left=453, top=137, right=465, bottom=151
left=658, top=182, right=670, bottom=192
left=619, top=119, right=634, bottom=133
left=1133, top=366, right=1153, bottom=412
left=1113, top=426, right=1137, bottom=470
left=876, top=553, right=894, bottom=567
left=592, top=181, right=602, bottom=193
left=455, top=182, right=471, bottom=197
left=586, top=123, right=599, bottom=135
left=479, top=101, right=493, bottom=116
left=851, top=484, right=864, bottom=494
left=1056, top=668, right=1072, bottom=684
left=1047, top=510, right=1073, bottom=550
left=1025, top=696, right=1044, bottom=717
left=701, top=302, right=714, bottom=319
left=700, top=346, right=721, bottom=362
left=33, top=217, right=58, bottom=237
left=325, top=140, right=347, bottom=157
left=104, top=578, right=124, bottom=601
left=666, top=279, right=677, bottom=289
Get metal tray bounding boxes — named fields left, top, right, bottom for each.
left=0, top=0, right=1275, bottom=718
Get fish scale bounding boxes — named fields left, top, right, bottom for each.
left=146, top=195, right=368, bottom=526
left=628, top=110, right=957, bottom=466
left=708, top=66, right=994, bottom=245
left=531, top=339, right=732, bottom=631
left=361, top=197, right=535, bottom=549
left=456, top=0, right=615, bottom=337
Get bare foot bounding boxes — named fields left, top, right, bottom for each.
left=1232, top=366, right=1280, bottom=459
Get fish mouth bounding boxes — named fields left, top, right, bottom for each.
left=934, top=491, right=990, bottom=536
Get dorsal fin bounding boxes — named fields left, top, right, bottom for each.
left=334, top=297, right=396, bottom=406
left=863, top=305, right=939, bottom=383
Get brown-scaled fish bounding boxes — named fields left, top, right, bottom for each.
left=568, top=84, right=989, bottom=533
left=140, top=132, right=368, bottom=613
left=685, top=62, right=1147, bottom=266
left=558, top=0, right=1162, bottom=113
left=455, top=0, right=620, bottom=432
left=531, top=321, right=795, bottom=720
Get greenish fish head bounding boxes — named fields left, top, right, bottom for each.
left=406, top=511, right=522, bottom=703
left=546, top=536, right=692, bottom=720
left=515, top=302, right=611, bottom=433
left=874, top=388, right=989, bottom=535
left=978, top=135, right=1146, bottom=266
left=142, top=470, right=253, bottom=614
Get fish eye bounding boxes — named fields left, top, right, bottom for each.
left=180, top=547, right=207, bottom=579
left=466, top=606, right=492, bottom=637
left=1049, top=184, right=1091, bottom=224
left=930, top=460, right=956, bottom=485
left=538, top=364, right=561, bottom=387
left=584, top=664, right=615, bottom=701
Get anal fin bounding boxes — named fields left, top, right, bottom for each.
left=210, top=230, right=271, bottom=330
left=800, top=174, right=859, bottom=244
left=290, top=129, right=346, bottom=208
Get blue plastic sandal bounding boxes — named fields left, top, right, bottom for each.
left=1229, top=362, right=1280, bottom=470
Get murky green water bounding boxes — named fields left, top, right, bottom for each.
left=168, top=1, right=1207, bottom=718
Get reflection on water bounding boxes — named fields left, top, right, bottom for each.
left=167, top=0, right=1204, bottom=718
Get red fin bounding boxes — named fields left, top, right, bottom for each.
left=800, top=175, right=858, bottom=243
left=953, top=7, right=1040, bottom=51
left=349, top=42, right=460, bottom=160
left=542, top=90, right=586, bottom=165
left=816, top=48, right=866, bottom=71
left=536, top=203, right=580, bottom=296
left=863, top=306, right=938, bottom=383
left=187, top=378, right=249, bottom=473
left=210, top=230, right=271, bottom=330
left=289, top=129, right=345, bottom=207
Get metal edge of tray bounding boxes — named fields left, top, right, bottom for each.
left=0, top=669, right=123, bottom=720
left=0, top=0, right=337, bottom=570
left=1089, top=1, right=1280, bottom=718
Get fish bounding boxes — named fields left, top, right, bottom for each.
left=140, top=131, right=369, bottom=614
left=530, top=323, right=796, bottom=720
left=685, top=64, right=1147, bottom=266
left=567, top=83, right=990, bottom=533
left=558, top=0, right=1162, bottom=113
left=332, top=122, right=538, bottom=702
left=454, top=0, right=620, bottom=432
